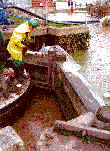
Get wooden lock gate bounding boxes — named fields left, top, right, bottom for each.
left=24, top=46, right=66, bottom=91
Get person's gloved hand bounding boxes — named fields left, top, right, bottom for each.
left=22, top=47, right=27, bottom=55
left=22, top=39, right=34, bottom=48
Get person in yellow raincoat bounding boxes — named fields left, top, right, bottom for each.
left=7, top=18, right=38, bottom=79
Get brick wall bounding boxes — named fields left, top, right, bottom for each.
left=32, top=0, right=54, bottom=8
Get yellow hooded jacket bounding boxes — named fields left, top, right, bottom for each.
left=7, top=21, right=30, bottom=61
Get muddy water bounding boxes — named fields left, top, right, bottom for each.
left=72, top=23, right=110, bottom=104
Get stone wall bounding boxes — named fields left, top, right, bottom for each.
left=35, top=25, right=89, bottom=52
left=34, top=33, right=90, bottom=53
left=24, top=46, right=88, bottom=119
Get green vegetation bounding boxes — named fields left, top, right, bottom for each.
left=0, top=62, right=6, bottom=71
left=47, top=21, right=71, bottom=27
left=103, top=125, right=110, bottom=131
left=74, top=8, right=87, bottom=11
left=102, top=17, right=110, bottom=26
left=55, top=129, right=99, bottom=145
left=82, top=135, right=99, bottom=144
left=9, top=16, right=72, bottom=27
left=9, top=16, right=29, bottom=25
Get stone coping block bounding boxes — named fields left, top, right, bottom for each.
left=55, top=120, right=110, bottom=140
left=47, top=24, right=89, bottom=36
left=32, top=26, right=47, bottom=36
left=24, top=46, right=66, bottom=65
left=67, top=112, right=95, bottom=127
left=56, top=52, right=106, bottom=114
left=24, top=50, right=49, bottom=65
left=55, top=112, right=110, bottom=140
left=0, top=126, right=26, bottom=151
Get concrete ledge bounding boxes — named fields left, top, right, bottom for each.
left=48, top=24, right=89, bottom=36
left=58, top=66, right=105, bottom=114
left=55, top=120, right=110, bottom=140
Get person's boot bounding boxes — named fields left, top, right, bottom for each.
left=18, top=66, right=29, bottom=82
left=13, top=67, right=19, bottom=79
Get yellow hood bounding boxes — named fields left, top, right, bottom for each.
left=15, top=21, right=30, bottom=33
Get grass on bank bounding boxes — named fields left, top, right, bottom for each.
left=47, top=21, right=71, bottom=27
left=9, top=16, right=29, bottom=25
left=102, top=17, right=110, bottom=26
left=9, top=16, right=78, bottom=27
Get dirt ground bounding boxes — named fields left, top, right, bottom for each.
left=11, top=87, right=110, bottom=151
